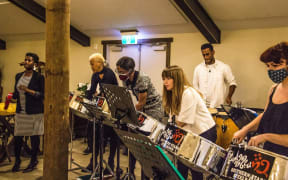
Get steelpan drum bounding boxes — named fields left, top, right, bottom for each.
left=93, top=96, right=110, bottom=114
left=156, top=124, right=188, bottom=154
left=177, top=132, right=227, bottom=176
left=69, top=94, right=90, bottom=119
left=136, top=111, right=166, bottom=143
left=221, top=145, right=288, bottom=180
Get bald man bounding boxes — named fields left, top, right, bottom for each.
left=85, top=53, right=118, bottom=175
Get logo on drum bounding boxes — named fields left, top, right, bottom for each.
left=226, top=147, right=275, bottom=180
left=97, top=98, right=104, bottom=107
left=137, top=114, right=146, bottom=125
left=172, top=129, right=184, bottom=144
left=252, top=153, right=270, bottom=178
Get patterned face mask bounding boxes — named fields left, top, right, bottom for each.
left=268, top=67, right=288, bottom=83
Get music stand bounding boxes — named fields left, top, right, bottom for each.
left=114, top=129, right=185, bottom=180
left=100, top=84, right=139, bottom=126
left=101, top=84, right=141, bottom=179
left=68, top=109, right=90, bottom=173
left=80, top=101, right=114, bottom=180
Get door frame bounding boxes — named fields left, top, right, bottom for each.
left=101, top=38, right=173, bottom=67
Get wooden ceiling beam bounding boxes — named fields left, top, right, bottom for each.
left=8, top=0, right=90, bottom=46
left=173, top=0, right=221, bottom=43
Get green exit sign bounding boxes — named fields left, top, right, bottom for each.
left=122, top=35, right=138, bottom=44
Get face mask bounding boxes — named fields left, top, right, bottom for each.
left=268, top=67, right=288, bottom=83
left=119, top=74, right=129, bottom=81
left=116, top=68, right=131, bottom=81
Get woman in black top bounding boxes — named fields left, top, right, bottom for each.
left=234, top=42, right=288, bottom=156
left=86, top=54, right=118, bottom=99
left=85, top=53, right=118, bottom=175
left=12, top=52, right=44, bottom=172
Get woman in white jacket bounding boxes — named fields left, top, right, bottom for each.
left=162, top=65, right=216, bottom=179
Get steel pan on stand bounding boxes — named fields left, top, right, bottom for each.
left=156, top=124, right=228, bottom=177
left=221, top=145, right=288, bottom=180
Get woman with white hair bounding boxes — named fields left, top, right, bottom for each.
left=85, top=53, right=118, bottom=175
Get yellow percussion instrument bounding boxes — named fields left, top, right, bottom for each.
left=209, top=108, right=239, bottom=149
left=0, top=103, right=16, bottom=116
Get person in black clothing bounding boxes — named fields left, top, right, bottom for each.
left=12, top=52, right=44, bottom=173
left=234, top=42, right=288, bottom=156
left=85, top=53, right=118, bottom=175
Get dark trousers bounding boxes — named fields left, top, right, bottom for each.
left=88, top=121, right=117, bottom=170
left=14, top=135, right=40, bottom=162
left=177, top=126, right=217, bottom=180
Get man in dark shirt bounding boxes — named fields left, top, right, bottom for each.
left=85, top=53, right=118, bottom=175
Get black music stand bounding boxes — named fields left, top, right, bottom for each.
left=80, top=101, right=114, bottom=180
left=101, top=84, right=140, bottom=180
left=101, top=84, right=139, bottom=126
left=114, top=129, right=185, bottom=180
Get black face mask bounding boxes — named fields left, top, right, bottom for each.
left=268, top=67, right=288, bottom=83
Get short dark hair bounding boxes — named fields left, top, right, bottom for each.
left=201, top=43, right=214, bottom=51
left=260, top=42, right=288, bottom=64
left=26, top=52, right=39, bottom=64
left=116, top=56, right=135, bottom=71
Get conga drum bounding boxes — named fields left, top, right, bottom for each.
left=215, top=112, right=239, bottom=149
left=208, top=108, right=218, bottom=118
left=209, top=109, right=239, bottom=149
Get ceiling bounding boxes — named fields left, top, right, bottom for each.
left=0, top=0, right=288, bottom=38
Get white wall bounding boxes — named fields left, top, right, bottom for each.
left=1, top=26, right=287, bottom=108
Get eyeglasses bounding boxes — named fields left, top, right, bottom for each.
left=115, top=68, right=130, bottom=75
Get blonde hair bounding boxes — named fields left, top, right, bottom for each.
left=89, top=53, right=106, bottom=65
left=162, top=65, right=192, bottom=116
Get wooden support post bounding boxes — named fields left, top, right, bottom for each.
left=43, top=0, right=70, bottom=179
